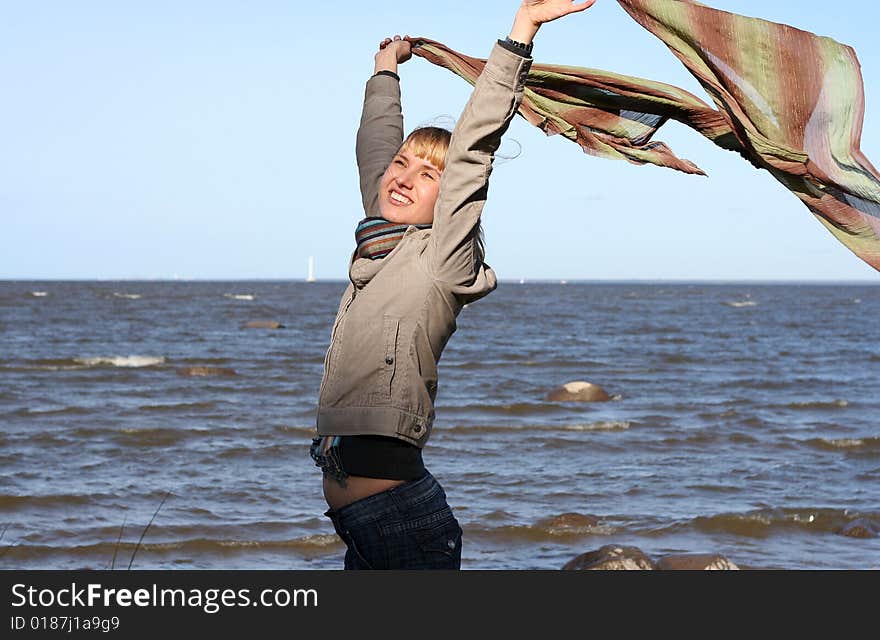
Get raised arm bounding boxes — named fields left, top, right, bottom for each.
left=355, top=36, right=412, bottom=216
left=425, top=1, right=596, bottom=286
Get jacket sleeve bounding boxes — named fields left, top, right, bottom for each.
left=355, top=72, right=404, bottom=217
left=425, top=43, right=532, bottom=285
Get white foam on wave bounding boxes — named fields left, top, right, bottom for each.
left=74, top=355, right=166, bottom=368
left=824, top=438, right=864, bottom=449
left=224, top=293, right=255, bottom=301
left=724, top=300, right=757, bottom=308
left=113, top=292, right=142, bottom=299
left=564, top=421, right=630, bottom=432
left=30, top=291, right=48, bottom=297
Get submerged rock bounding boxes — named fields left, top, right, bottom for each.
left=655, top=554, right=739, bottom=570
left=242, top=320, right=285, bottom=329
left=563, top=545, right=655, bottom=570
left=176, top=366, right=237, bottom=377
left=545, top=381, right=611, bottom=403
left=839, top=518, right=879, bottom=539
left=563, top=546, right=742, bottom=570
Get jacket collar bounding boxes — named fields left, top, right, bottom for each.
left=348, top=225, right=430, bottom=289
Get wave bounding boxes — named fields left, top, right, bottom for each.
left=137, top=401, right=216, bottom=412
left=467, top=513, right=617, bottom=543
left=626, top=325, right=684, bottom=335
left=224, top=293, right=255, bottom=301
left=10, top=356, right=167, bottom=371
left=661, top=507, right=880, bottom=538
left=728, top=432, right=759, bottom=444
left=9, top=406, right=91, bottom=417
left=112, top=292, right=142, bottom=299
left=273, top=425, right=318, bottom=437
left=29, top=291, right=48, bottom=297
left=174, top=357, right=234, bottom=365
left=444, top=402, right=566, bottom=416
left=731, top=377, right=837, bottom=391
left=75, top=356, right=166, bottom=368
left=660, top=353, right=704, bottom=364
left=783, top=399, right=849, bottom=410
left=215, top=444, right=289, bottom=460
left=110, top=427, right=196, bottom=447
left=657, top=337, right=692, bottom=345
left=685, top=483, right=743, bottom=494
left=802, top=437, right=880, bottom=453
left=442, top=421, right=631, bottom=435
left=0, top=534, right=343, bottom=564
left=0, top=493, right=103, bottom=509
left=660, top=431, right=720, bottom=446
left=445, top=359, right=605, bottom=370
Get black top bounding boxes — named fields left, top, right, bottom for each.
left=338, top=435, right=425, bottom=481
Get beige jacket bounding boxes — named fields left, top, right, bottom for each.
left=316, top=43, right=532, bottom=447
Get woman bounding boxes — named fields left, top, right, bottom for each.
left=311, top=0, right=597, bottom=569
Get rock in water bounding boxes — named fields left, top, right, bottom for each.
left=839, top=518, right=879, bottom=539
left=545, top=381, right=611, bottom=402
left=176, top=366, right=237, bottom=377
left=563, top=545, right=655, bottom=570
left=655, top=554, right=740, bottom=570
left=242, top=320, right=285, bottom=329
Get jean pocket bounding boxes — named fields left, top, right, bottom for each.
left=412, top=510, right=463, bottom=566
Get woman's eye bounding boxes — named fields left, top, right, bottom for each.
left=422, top=172, right=435, bottom=180
left=394, top=159, right=405, bottom=166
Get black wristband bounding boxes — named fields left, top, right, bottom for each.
left=500, top=36, right=533, bottom=57
left=373, top=69, right=400, bottom=81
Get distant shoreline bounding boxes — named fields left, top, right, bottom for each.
left=3, top=278, right=878, bottom=285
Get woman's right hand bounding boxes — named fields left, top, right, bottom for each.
left=374, top=35, right=412, bottom=74
left=510, top=1, right=596, bottom=45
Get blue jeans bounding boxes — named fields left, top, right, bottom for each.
left=324, top=470, right=463, bottom=570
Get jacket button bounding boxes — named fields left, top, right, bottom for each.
left=413, top=424, right=422, bottom=433
left=385, top=356, right=394, bottom=365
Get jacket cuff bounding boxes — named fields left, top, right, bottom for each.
left=483, top=42, right=532, bottom=89
left=372, top=69, right=400, bottom=81
left=497, top=38, right=533, bottom=59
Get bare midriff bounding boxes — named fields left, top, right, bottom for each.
left=323, top=473, right=406, bottom=511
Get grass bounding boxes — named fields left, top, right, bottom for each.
left=0, top=491, right=172, bottom=569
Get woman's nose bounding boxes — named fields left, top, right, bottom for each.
left=396, top=167, right=416, bottom=188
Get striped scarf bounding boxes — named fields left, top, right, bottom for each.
left=410, top=0, right=880, bottom=272
left=355, top=217, right=432, bottom=260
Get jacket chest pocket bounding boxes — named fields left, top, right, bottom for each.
left=377, top=315, right=400, bottom=402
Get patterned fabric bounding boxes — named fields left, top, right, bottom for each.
left=410, top=0, right=880, bottom=272
left=355, top=216, right=432, bottom=260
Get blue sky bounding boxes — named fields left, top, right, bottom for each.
left=2, top=1, right=878, bottom=281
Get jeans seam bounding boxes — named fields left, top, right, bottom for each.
left=344, top=528, right=375, bottom=570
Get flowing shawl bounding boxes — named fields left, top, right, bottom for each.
left=410, top=0, right=880, bottom=272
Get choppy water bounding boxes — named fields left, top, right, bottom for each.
left=1, top=280, right=878, bottom=570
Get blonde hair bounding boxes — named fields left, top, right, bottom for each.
left=400, top=126, right=451, bottom=171
left=399, top=126, right=486, bottom=265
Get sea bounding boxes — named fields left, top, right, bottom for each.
left=1, top=280, right=878, bottom=570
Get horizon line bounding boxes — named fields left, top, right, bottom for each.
left=2, top=277, right=878, bottom=285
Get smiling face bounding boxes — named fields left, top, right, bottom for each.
left=377, top=127, right=450, bottom=225
left=378, top=148, right=442, bottom=224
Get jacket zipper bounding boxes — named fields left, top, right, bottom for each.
left=318, top=288, right=357, bottom=400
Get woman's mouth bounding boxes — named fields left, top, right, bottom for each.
left=389, top=190, right=413, bottom=206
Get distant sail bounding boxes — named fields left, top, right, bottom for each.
left=307, top=256, right=316, bottom=283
